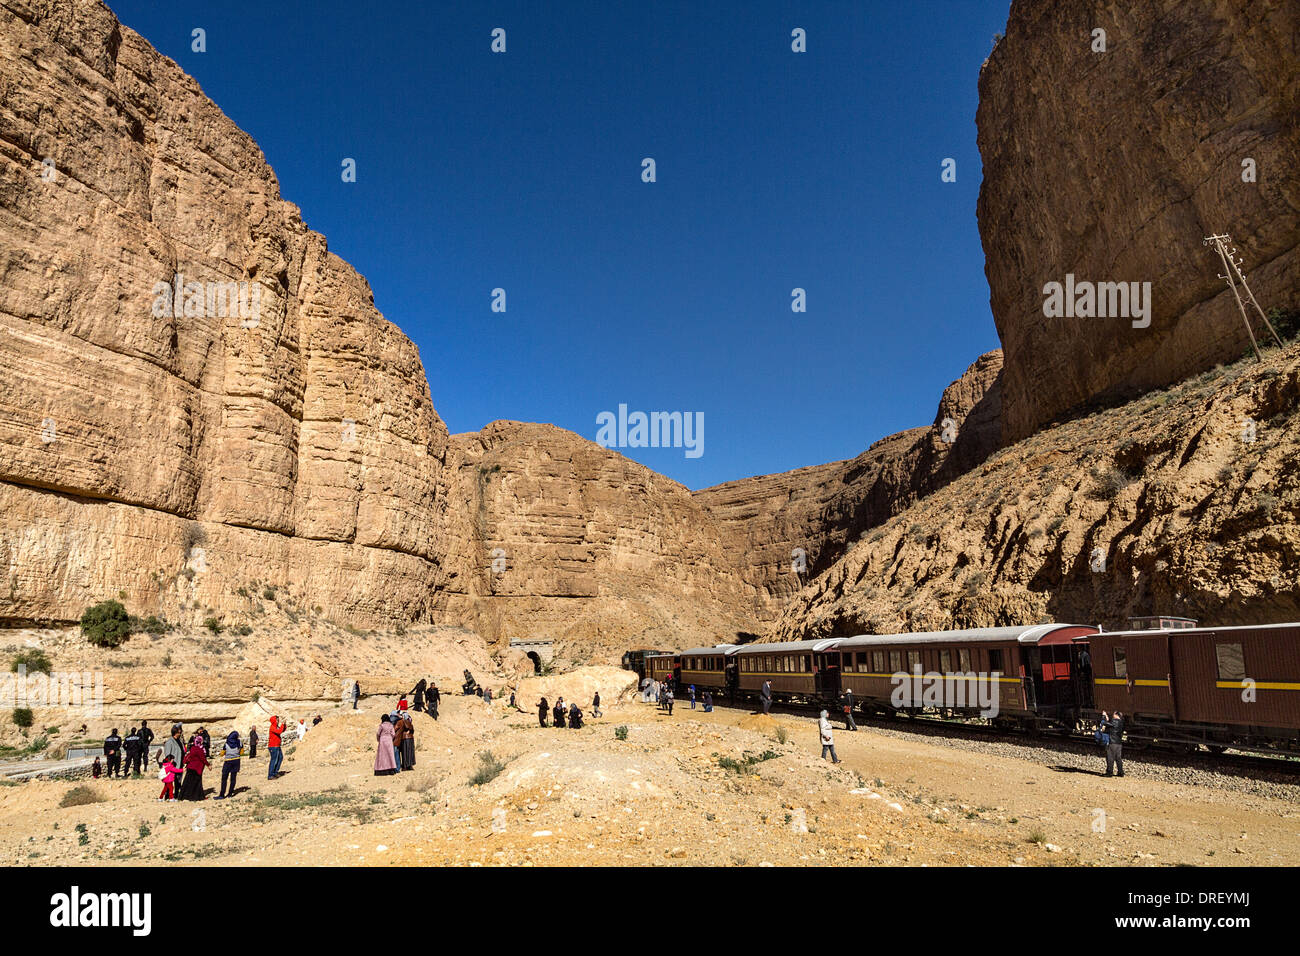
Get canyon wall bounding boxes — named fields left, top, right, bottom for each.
left=978, top=0, right=1299, bottom=443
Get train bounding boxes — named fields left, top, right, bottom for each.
left=636, top=617, right=1300, bottom=755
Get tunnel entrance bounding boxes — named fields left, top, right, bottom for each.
left=526, top=651, right=542, bottom=674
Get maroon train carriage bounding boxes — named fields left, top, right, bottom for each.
left=834, top=624, right=1099, bottom=726
left=731, top=639, right=843, bottom=703
left=644, top=652, right=679, bottom=690
left=1085, top=622, right=1300, bottom=753
left=676, top=646, right=736, bottom=697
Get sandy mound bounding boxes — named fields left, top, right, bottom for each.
left=738, top=714, right=781, bottom=735
left=515, top=666, right=638, bottom=711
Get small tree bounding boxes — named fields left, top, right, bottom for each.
left=80, top=600, right=131, bottom=648
left=10, top=649, right=51, bottom=675
left=12, top=707, right=33, bottom=729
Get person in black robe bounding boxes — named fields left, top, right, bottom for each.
left=428, top=681, right=440, bottom=720
left=538, top=697, right=549, bottom=728
left=568, top=703, right=582, bottom=729
left=412, top=679, right=427, bottom=713
left=553, top=699, right=566, bottom=728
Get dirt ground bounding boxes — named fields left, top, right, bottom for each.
left=2, top=695, right=1296, bottom=867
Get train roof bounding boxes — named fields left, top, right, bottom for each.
left=1087, top=621, right=1300, bottom=639
left=677, top=645, right=739, bottom=656
left=732, top=639, right=843, bottom=654
left=835, top=624, right=1096, bottom=648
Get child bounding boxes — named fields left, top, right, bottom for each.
left=158, top=755, right=180, bottom=801
left=91, top=756, right=102, bottom=779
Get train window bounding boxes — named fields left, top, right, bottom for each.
left=859, top=654, right=869, bottom=673
left=889, top=650, right=902, bottom=672
left=958, top=648, right=972, bottom=671
left=940, top=650, right=953, bottom=672
left=1215, top=643, right=1245, bottom=682
left=1113, top=647, right=1127, bottom=679
left=987, top=648, right=1003, bottom=672
left=802, top=655, right=811, bottom=672
left=907, top=651, right=921, bottom=672
left=872, top=651, right=886, bottom=673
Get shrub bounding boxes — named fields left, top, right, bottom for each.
left=262, top=587, right=276, bottom=601
left=80, top=600, right=131, bottom=648
left=774, top=725, right=789, bottom=745
left=12, top=707, right=33, bottom=729
left=10, top=649, right=51, bottom=675
left=469, top=751, right=506, bottom=786
left=1089, top=466, right=1133, bottom=500
left=132, top=615, right=169, bottom=635
left=614, top=725, right=628, bottom=741
left=59, top=786, right=105, bottom=808
left=203, top=617, right=223, bottom=634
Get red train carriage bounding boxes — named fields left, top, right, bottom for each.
left=644, top=652, right=679, bottom=691
left=835, top=624, right=1098, bottom=726
left=1085, top=623, right=1300, bottom=752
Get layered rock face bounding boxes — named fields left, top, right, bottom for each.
left=436, top=422, right=760, bottom=663
left=695, top=351, right=1003, bottom=619
left=978, top=0, right=1300, bottom=443
left=772, top=344, right=1300, bottom=640
left=0, top=0, right=449, bottom=626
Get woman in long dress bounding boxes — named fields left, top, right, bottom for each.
left=177, top=736, right=209, bottom=800
left=399, top=713, right=416, bottom=770
left=374, top=715, right=398, bottom=776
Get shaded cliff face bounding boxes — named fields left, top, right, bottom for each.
left=436, top=422, right=759, bottom=663
left=695, top=351, right=1003, bottom=620
left=0, top=0, right=449, bottom=626
left=978, top=0, right=1300, bottom=443
left=772, top=343, right=1300, bottom=641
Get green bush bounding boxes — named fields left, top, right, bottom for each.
left=614, top=725, right=628, bottom=741
left=469, top=751, right=506, bottom=786
left=203, top=617, right=224, bottom=634
left=12, top=707, right=33, bottom=729
left=80, top=600, right=131, bottom=648
left=60, top=786, right=105, bottom=809
left=10, top=649, right=51, bottom=675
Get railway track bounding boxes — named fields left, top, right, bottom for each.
left=705, top=695, right=1300, bottom=781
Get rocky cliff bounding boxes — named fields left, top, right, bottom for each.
left=0, top=0, right=449, bottom=627
left=695, top=351, right=1003, bottom=619
left=772, top=343, right=1300, bottom=640
left=978, top=0, right=1299, bottom=443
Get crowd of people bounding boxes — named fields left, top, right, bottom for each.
left=94, top=712, right=324, bottom=800
left=535, top=695, right=591, bottom=728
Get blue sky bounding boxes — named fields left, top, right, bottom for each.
left=110, top=0, right=1011, bottom=489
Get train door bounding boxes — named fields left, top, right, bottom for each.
left=815, top=652, right=841, bottom=701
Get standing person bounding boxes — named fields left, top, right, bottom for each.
left=1101, top=710, right=1126, bottom=777
left=412, top=680, right=426, bottom=713
left=352, top=681, right=361, bottom=710
left=248, top=726, right=258, bottom=760
left=428, top=681, right=440, bottom=720
left=178, top=736, right=209, bottom=800
left=390, top=711, right=404, bottom=769
left=397, top=694, right=409, bottom=713
left=689, top=684, right=696, bottom=710
left=374, top=715, right=398, bottom=776
left=538, top=697, right=549, bottom=728
left=198, top=726, right=211, bottom=757
left=666, top=687, right=674, bottom=715
left=592, top=692, right=602, bottom=718
left=553, top=698, right=566, bottom=729
left=158, top=754, right=181, bottom=802
left=163, top=726, right=186, bottom=783
left=400, top=712, right=416, bottom=770
left=139, top=720, right=155, bottom=759
left=296, top=717, right=308, bottom=742
left=760, top=680, right=773, bottom=715
left=843, top=688, right=858, bottom=731
left=216, top=731, right=242, bottom=800
left=568, top=701, right=582, bottom=729
left=103, top=728, right=123, bottom=779
left=818, top=710, right=841, bottom=764
left=123, top=727, right=143, bottom=777
left=267, top=715, right=286, bottom=779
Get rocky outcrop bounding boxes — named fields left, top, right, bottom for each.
left=695, top=351, right=1003, bottom=619
left=436, top=422, right=760, bottom=663
left=0, top=0, right=450, bottom=627
left=771, top=344, right=1300, bottom=640
left=978, top=0, right=1300, bottom=443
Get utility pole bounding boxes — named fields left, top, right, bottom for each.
left=1203, top=233, right=1282, bottom=361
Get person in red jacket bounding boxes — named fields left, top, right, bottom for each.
left=267, top=715, right=287, bottom=779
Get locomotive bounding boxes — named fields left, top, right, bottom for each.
left=638, top=618, right=1300, bottom=755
